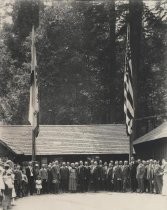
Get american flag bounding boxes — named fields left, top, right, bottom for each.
left=124, top=25, right=134, bottom=136
left=28, top=26, right=39, bottom=137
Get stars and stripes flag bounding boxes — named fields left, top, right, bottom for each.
left=28, top=26, right=39, bottom=137
left=124, top=25, right=134, bottom=136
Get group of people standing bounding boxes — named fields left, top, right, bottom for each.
left=0, top=157, right=167, bottom=210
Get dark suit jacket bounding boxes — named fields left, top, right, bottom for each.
left=60, top=167, right=69, bottom=180
left=107, top=167, right=113, bottom=180
left=78, top=166, right=87, bottom=180
left=122, top=165, right=130, bottom=179
left=51, top=165, right=60, bottom=181
left=113, top=166, right=122, bottom=179
left=130, top=162, right=138, bottom=178
left=85, top=166, right=90, bottom=181
left=92, top=166, right=100, bottom=181
left=26, top=167, right=34, bottom=180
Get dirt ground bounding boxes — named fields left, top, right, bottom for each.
left=9, top=192, right=167, bottom=210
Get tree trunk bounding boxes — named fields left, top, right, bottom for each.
left=129, top=0, right=143, bottom=139
left=107, top=0, right=116, bottom=123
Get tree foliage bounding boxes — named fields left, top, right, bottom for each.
left=0, top=0, right=167, bottom=138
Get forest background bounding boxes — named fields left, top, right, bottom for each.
left=0, top=0, right=166, bottom=138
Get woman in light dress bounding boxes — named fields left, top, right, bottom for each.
left=162, top=159, right=167, bottom=196
left=69, top=163, right=77, bottom=192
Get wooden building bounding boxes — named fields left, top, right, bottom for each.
left=133, top=122, right=167, bottom=160
left=0, top=124, right=130, bottom=163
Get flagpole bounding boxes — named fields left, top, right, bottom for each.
left=129, top=21, right=135, bottom=162
left=31, top=25, right=36, bottom=163
left=128, top=21, right=133, bottom=162
left=29, top=0, right=40, bottom=164
left=32, top=129, right=36, bottom=162
left=124, top=23, right=135, bottom=162
left=29, top=25, right=39, bottom=162
left=129, top=132, right=133, bottom=162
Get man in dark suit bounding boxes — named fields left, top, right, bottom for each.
left=102, top=162, right=108, bottom=191
left=129, top=157, right=138, bottom=192
left=78, top=161, right=87, bottom=192
left=60, top=162, right=69, bottom=192
left=119, top=161, right=123, bottom=191
left=26, top=162, right=34, bottom=195
left=143, top=160, right=149, bottom=193
left=92, top=161, right=100, bottom=192
left=84, top=161, right=90, bottom=192
left=51, top=161, right=60, bottom=194
left=89, top=160, right=94, bottom=191
left=122, top=161, right=130, bottom=192
left=98, top=160, right=104, bottom=190
left=113, top=161, right=122, bottom=192
left=14, top=165, right=22, bottom=198
left=47, top=164, right=52, bottom=193
left=107, top=162, right=114, bottom=191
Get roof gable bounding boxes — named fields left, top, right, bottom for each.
left=133, top=122, right=167, bottom=145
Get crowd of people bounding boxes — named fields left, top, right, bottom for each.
left=0, top=157, right=167, bottom=210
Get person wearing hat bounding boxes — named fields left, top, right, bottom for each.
left=5, top=161, right=14, bottom=171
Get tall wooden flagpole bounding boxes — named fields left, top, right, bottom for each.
left=129, top=122, right=134, bottom=162
left=29, top=25, right=39, bottom=163
left=124, top=23, right=135, bottom=163
left=32, top=130, right=36, bottom=162
left=29, top=1, right=40, bottom=163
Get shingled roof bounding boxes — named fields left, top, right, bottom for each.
left=133, top=122, right=167, bottom=145
left=0, top=124, right=129, bottom=155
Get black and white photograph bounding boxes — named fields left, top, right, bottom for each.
left=0, top=0, right=167, bottom=210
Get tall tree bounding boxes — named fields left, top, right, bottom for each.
left=129, top=0, right=143, bottom=138
left=107, top=0, right=116, bottom=123
left=5, top=0, right=39, bottom=66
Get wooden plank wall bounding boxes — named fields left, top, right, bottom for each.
left=134, top=139, right=167, bottom=161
